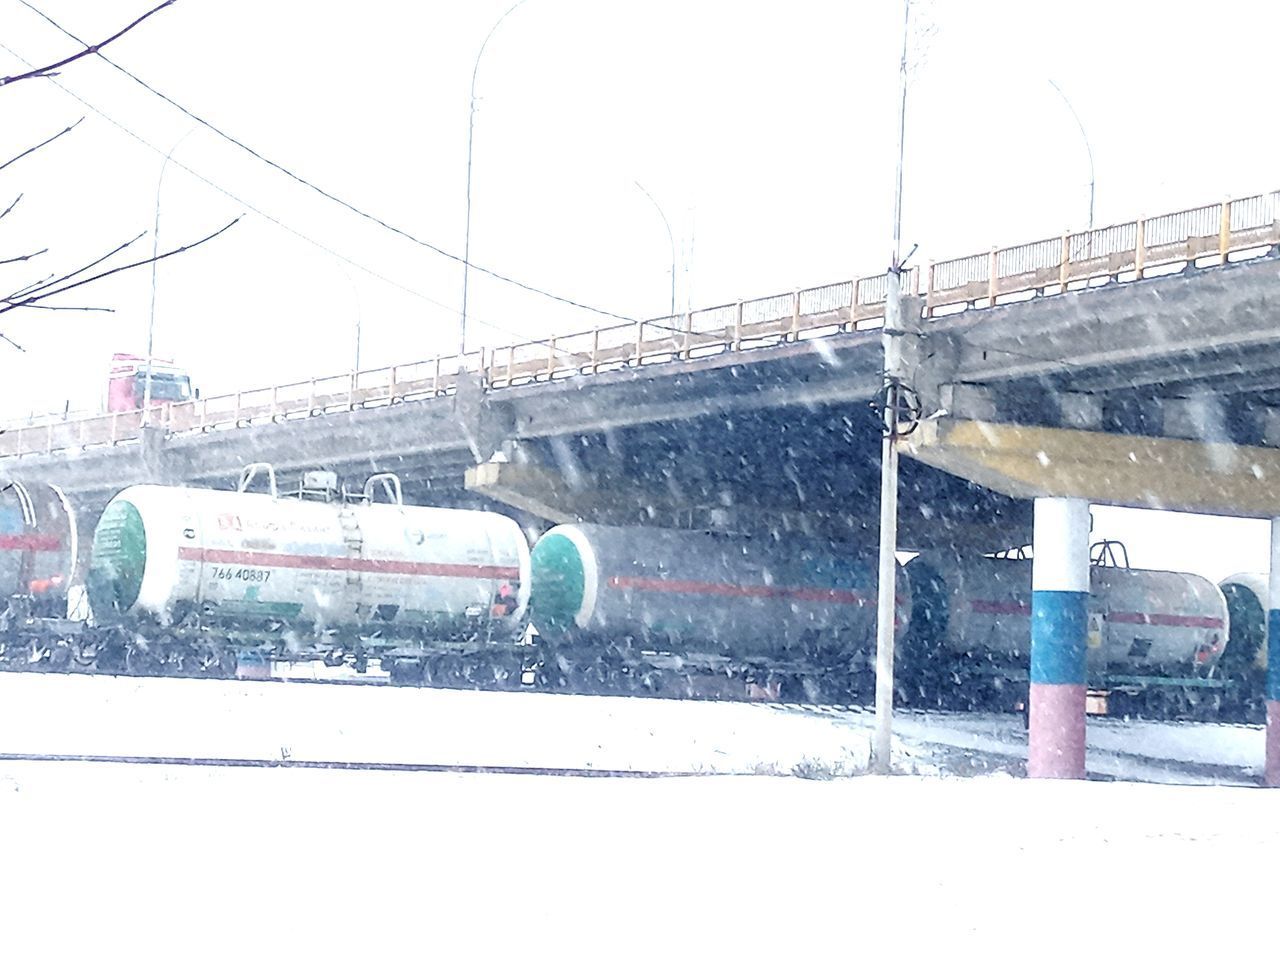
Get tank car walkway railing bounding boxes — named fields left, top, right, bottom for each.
left=2, top=188, right=1279, bottom=460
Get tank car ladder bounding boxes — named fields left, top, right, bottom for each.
left=338, top=507, right=364, bottom=591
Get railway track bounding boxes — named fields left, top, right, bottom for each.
left=0, top=750, right=710, bottom=778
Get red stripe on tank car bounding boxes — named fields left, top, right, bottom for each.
left=178, top=547, right=518, bottom=580
left=0, top=534, right=61, bottom=552
left=969, top=600, right=1222, bottom=630
left=1105, top=611, right=1224, bottom=629
left=970, top=600, right=1032, bottom=616
left=605, top=575, right=873, bottom=606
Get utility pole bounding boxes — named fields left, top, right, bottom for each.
left=872, top=0, right=912, bottom=775
left=144, top=127, right=195, bottom=424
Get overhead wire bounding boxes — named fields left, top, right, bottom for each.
left=14, top=0, right=636, bottom=324
left=0, top=39, right=533, bottom=344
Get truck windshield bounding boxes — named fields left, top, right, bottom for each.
left=134, top=373, right=192, bottom=401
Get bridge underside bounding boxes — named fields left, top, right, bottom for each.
left=461, top=403, right=1032, bottom=550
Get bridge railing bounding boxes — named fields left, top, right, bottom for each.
left=4, top=188, right=1279, bottom=460
left=923, top=189, right=1280, bottom=314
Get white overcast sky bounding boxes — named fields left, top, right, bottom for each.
left=1, top=0, right=1278, bottom=580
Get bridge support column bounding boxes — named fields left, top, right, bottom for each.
left=1027, top=497, right=1089, bottom=780
left=1267, top=521, right=1280, bottom=786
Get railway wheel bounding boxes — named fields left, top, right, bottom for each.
left=126, top=644, right=165, bottom=677
left=46, top=643, right=72, bottom=671
left=387, top=659, right=426, bottom=686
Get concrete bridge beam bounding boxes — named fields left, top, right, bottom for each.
left=1161, top=394, right=1231, bottom=444
left=938, top=384, right=1002, bottom=422
left=1057, top=393, right=1103, bottom=431
left=903, top=418, right=1280, bottom=518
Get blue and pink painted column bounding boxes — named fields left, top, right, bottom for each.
left=1267, top=521, right=1280, bottom=787
left=1028, top=497, right=1090, bottom=780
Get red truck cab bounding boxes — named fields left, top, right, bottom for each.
left=107, top=353, right=195, bottom=413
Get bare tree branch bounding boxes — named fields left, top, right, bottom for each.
left=0, top=248, right=47, bottom=266
left=1, top=1, right=177, bottom=88
left=0, top=195, right=21, bottom=221
left=5, top=272, right=53, bottom=299
left=0, top=331, right=24, bottom=352
left=5, top=272, right=52, bottom=299
left=0, top=216, right=240, bottom=316
left=0, top=118, right=83, bottom=173
left=11, top=231, right=145, bottom=301
left=2, top=302, right=114, bottom=313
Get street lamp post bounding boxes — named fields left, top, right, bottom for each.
left=339, top=267, right=363, bottom=372
left=144, top=127, right=196, bottom=424
left=872, top=0, right=913, bottom=776
left=1048, top=78, right=1095, bottom=231
left=460, top=0, right=530, bottom=362
left=634, top=180, right=676, bottom=317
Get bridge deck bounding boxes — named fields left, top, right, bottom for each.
left=4, top=187, right=1278, bottom=461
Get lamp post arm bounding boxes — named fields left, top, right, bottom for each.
left=634, top=180, right=676, bottom=317
left=460, top=0, right=530, bottom=361
left=1048, top=79, right=1095, bottom=230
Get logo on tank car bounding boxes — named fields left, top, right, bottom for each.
left=1194, top=635, right=1223, bottom=663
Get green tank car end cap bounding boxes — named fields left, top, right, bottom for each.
left=530, top=532, right=585, bottom=633
left=87, top=499, right=146, bottom=614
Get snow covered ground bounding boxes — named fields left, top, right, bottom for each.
left=0, top=673, right=1272, bottom=955
left=0, top=762, right=1273, bottom=958
left=0, top=672, right=1265, bottom=784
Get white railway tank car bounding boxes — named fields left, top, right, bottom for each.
left=86, top=466, right=530, bottom=661
left=528, top=522, right=910, bottom=697
left=902, top=551, right=1229, bottom=711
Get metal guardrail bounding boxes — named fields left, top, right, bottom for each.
left=3, top=188, right=1279, bottom=460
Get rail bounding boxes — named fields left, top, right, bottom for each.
left=2, top=188, right=1278, bottom=460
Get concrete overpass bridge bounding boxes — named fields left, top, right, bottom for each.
left=4, top=185, right=1280, bottom=783
left=6, top=187, right=1280, bottom=537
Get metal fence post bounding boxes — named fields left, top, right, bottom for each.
left=1135, top=217, right=1146, bottom=279
left=1220, top=197, right=1232, bottom=263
